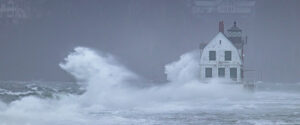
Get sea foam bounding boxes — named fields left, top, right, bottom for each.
left=0, top=47, right=257, bottom=125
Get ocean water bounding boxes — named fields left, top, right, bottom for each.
left=0, top=47, right=299, bottom=125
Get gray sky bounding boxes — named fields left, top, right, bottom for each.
left=0, top=0, right=299, bottom=83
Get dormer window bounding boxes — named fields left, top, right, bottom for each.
left=209, top=51, right=216, bottom=61
left=225, top=51, right=232, bottom=61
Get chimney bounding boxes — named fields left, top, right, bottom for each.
left=219, top=21, right=224, bottom=33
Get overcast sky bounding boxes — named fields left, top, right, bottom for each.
left=0, top=0, right=299, bottom=83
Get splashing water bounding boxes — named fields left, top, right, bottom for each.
left=0, top=47, right=300, bottom=125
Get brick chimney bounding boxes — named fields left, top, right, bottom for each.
left=219, top=21, right=224, bottom=33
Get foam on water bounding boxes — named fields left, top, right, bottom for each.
left=0, top=47, right=299, bottom=125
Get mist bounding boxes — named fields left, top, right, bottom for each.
left=0, top=0, right=298, bottom=83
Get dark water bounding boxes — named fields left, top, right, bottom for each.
left=0, top=81, right=82, bottom=103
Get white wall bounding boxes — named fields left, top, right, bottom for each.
left=200, top=32, right=242, bottom=82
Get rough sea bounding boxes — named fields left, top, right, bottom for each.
left=0, top=47, right=299, bottom=125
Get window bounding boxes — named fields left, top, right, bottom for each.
left=209, top=51, right=216, bottom=61
left=218, top=68, right=225, bottom=77
left=230, top=68, right=237, bottom=80
left=205, top=68, right=212, bottom=78
left=225, top=51, right=232, bottom=61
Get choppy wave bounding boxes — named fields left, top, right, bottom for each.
left=0, top=81, right=82, bottom=103
left=0, top=47, right=300, bottom=125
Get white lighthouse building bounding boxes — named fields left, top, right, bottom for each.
left=199, top=21, right=246, bottom=82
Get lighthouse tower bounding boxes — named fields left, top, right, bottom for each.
left=227, top=22, right=244, bottom=50
left=226, top=21, right=246, bottom=79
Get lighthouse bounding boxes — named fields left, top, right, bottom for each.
left=199, top=21, right=247, bottom=82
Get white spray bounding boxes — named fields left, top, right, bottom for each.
left=0, top=47, right=251, bottom=125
